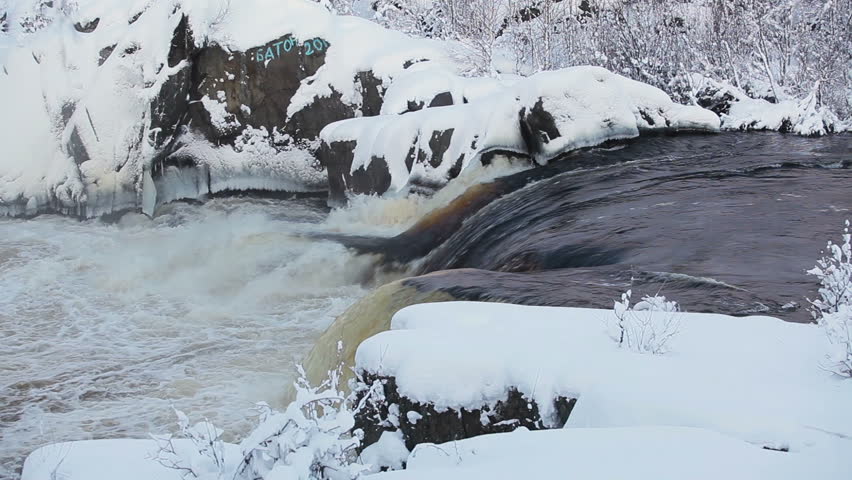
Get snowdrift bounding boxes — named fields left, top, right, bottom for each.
left=373, top=426, right=850, bottom=480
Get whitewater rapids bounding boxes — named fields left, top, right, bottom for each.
left=0, top=198, right=367, bottom=478
left=0, top=157, right=526, bottom=478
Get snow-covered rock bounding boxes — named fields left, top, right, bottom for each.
left=354, top=302, right=852, bottom=455
left=320, top=66, right=720, bottom=204
left=0, top=0, right=456, bottom=218
left=694, top=78, right=846, bottom=136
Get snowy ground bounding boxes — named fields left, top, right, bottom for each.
left=375, top=426, right=851, bottom=480
left=22, top=301, right=852, bottom=479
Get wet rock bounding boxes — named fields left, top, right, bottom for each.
left=425, top=129, right=454, bottom=168
left=128, top=10, right=144, bottom=25
left=167, top=15, right=194, bottom=68
left=74, top=18, right=99, bottom=33
left=404, top=100, right=425, bottom=114
left=357, top=71, right=385, bottom=117
left=149, top=18, right=195, bottom=156
left=519, top=98, right=560, bottom=158
left=428, top=91, right=454, bottom=108
left=354, top=374, right=576, bottom=452
left=695, top=83, right=738, bottom=116
left=67, top=127, right=90, bottom=165
left=98, top=44, right=116, bottom=65
left=319, top=140, right=391, bottom=205
left=189, top=34, right=329, bottom=140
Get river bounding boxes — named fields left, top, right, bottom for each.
left=1, top=133, right=850, bottom=477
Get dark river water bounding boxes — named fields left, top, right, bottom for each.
left=345, top=133, right=852, bottom=322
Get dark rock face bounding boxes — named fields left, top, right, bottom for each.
left=319, top=140, right=392, bottom=206
left=74, top=18, right=99, bottom=33
left=67, top=127, right=90, bottom=166
left=520, top=99, right=560, bottom=158
left=319, top=125, right=461, bottom=203
left=425, top=129, right=454, bottom=168
left=357, top=71, right=385, bottom=117
left=190, top=34, right=331, bottom=140
left=143, top=20, right=414, bottom=199
left=355, top=374, right=575, bottom=452
left=428, top=91, right=454, bottom=108
left=695, top=84, right=737, bottom=116
left=97, top=44, right=116, bottom=65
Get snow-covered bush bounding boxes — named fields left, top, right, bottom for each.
left=310, top=0, right=357, bottom=15
left=607, top=290, right=681, bottom=355
left=363, top=0, right=852, bottom=130
left=155, top=362, right=367, bottom=480
left=809, top=220, right=852, bottom=377
left=152, top=412, right=227, bottom=479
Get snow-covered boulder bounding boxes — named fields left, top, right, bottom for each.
left=320, top=66, right=720, bottom=204
left=694, top=78, right=845, bottom=136
left=353, top=302, right=852, bottom=458
left=354, top=373, right=575, bottom=452
left=0, top=0, right=456, bottom=218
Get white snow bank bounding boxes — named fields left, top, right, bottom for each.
left=724, top=92, right=844, bottom=136
left=322, top=66, right=719, bottom=194
left=379, top=65, right=512, bottom=116
left=372, top=426, right=852, bottom=480
left=692, top=77, right=846, bottom=136
left=1, top=0, right=183, bottom=217
left=22, top=439, right=242, bottom=480
left=356, top=302, right=852, bottom=452
left=146, top=129, right=328, bottom=213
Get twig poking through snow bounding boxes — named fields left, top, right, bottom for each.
left=606, top=290, right=681, bottom=355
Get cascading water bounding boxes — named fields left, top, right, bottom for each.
left=0, top=159, right=527, bottom=478
left=0, top=198, right=372, bottom=478
left=1, top=133, right=850, bottom=477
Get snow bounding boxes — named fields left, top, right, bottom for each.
left=693, top=77, right=845, bottom=136
left=322, top=66, right=720, bottom=195
left=373, top=426, right=852, bottom=480
left=24, top=301, right=852, bottom=480
left=0, top=0, right=455, bottom=218
left=356, top=302, right=852, bottom=453
left=149, top=129, right=328, bottom=205
left=360, top=430, right=410, bottom=474
left=724, top=93, right=841, bottom=136
left=22, top=439, right=242, bottom=480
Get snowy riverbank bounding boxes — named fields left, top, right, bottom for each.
left=22, top=301, right=852, bottom=479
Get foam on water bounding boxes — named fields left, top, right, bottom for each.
left=0, top=197, right=375, bottom=478
left=323, top=156, right=530, bottom=237
left=0, top=152, right=527, bottom=477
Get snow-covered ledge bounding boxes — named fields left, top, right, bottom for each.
left=353, top=302, right=852, bottom=463
left=320, top=66, right=720, bottom=203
